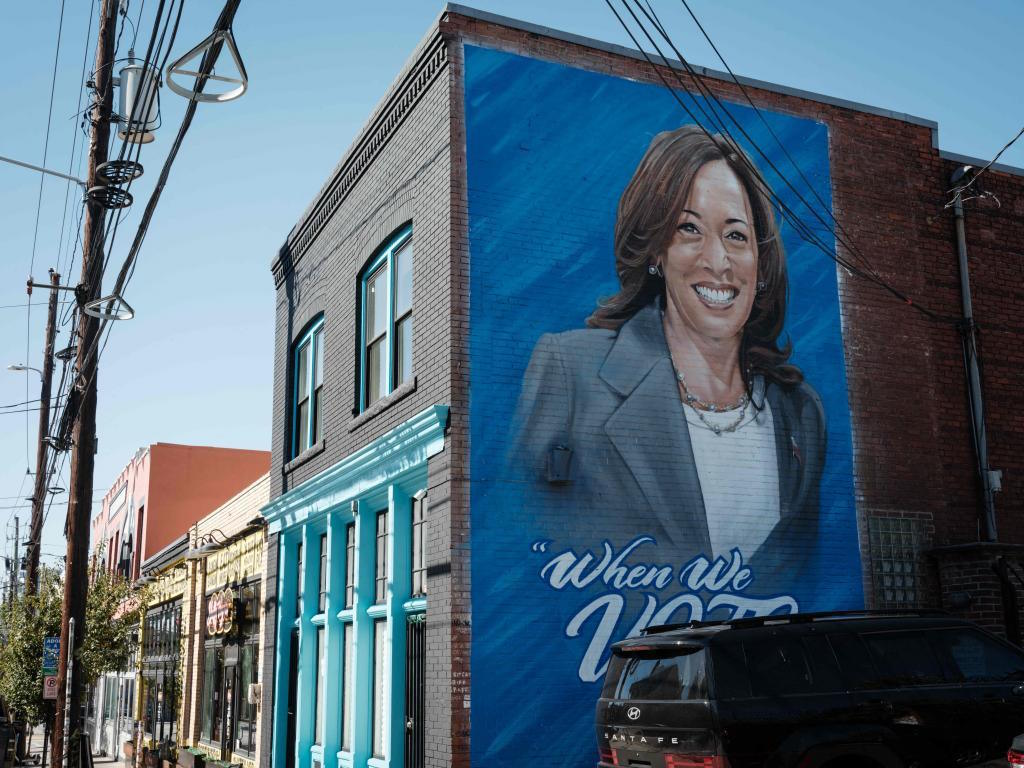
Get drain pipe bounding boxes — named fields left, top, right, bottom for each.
left=950, top=165, right=1000, bottom=542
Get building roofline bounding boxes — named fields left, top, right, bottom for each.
left=140, top=532, right=188, bottom=575
left=444, top=3, right=938, bottom=130
left=445, top=3, right=1024, bottom=179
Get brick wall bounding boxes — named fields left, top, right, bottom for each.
left=268, top=20, right=462, bottom=768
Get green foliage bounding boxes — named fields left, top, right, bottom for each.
left=0, top=567, right=62, bottom=725
left=79, top=566, right=146, bottom=686
left=0, top=565, right=146, bottom=724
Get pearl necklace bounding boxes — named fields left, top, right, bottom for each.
left=674, top=369, right=749, bottom=436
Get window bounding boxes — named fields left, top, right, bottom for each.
left=372, top=619, right=387, bottom=758
left=745, top=638, right=814, bottom=696
left=344, top=524, right=355, bottom=609
left=318, top=533, right=328, bottom=613
left=296, top=542, right=304, bottom=619
left=314, top=627, right=326, bottom=745
left=617, top=648, right=707, bottom=701
left=868, top=516, right=924, bottom=608
left=201, top=646, right=223, bottom=743
left=341, top=623, right=354, bottom=751
left=934, top=628, right=1024, bottom=682
left=411, top=495, right=427, bottom=597
left=827, top=632, right=879, bottom=690
left=235, top=643, right=258, bottom=754
left=863, top=631, right=944, bottom=687
left=375, top=510, right=389, bottom=604
left=292, top=317, right=325, bottom=457
left=361, top=227, right=414, bottom=409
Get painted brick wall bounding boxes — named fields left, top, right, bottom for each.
left=267, top=20, right=463, bottom=768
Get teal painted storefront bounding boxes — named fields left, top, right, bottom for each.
left=262, top=405, right=447, bottom=768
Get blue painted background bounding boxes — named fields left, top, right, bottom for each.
left=466, top=45, right=862, bottom=767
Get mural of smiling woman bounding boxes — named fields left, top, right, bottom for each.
left=464, top=44, right=859, bottom=768
left=512, top=125, right=826, bottom=583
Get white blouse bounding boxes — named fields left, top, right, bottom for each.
left=683, top=396, right=781, bottom=561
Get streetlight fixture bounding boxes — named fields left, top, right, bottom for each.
left=7, top=363, right=43, bottom=380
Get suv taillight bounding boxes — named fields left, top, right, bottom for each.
left=1008, top=748, right=1024, bottom=768
left=664, top=756, right=728, bottom=768
left=598, top=746, right=618, bottom=766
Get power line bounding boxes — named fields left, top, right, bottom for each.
left=606, top=0, right=955, bottom=323
left=946, top=124, right=1024, bottom=208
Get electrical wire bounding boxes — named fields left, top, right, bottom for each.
left=606, top=0, right=956, bottom=323
left=946, top=124, right=1024, bottom=208
left=23, top=0, right=69, bottom=471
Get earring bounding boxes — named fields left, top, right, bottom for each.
left=648, top=264, right=664, bottom=278
left=756, top=280, right=767, bottom=293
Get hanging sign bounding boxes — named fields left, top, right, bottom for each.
left=42, top=636, right=60, bottom=674
left=206, top=588, right=235, bottom=636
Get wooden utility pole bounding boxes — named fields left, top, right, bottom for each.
left=53, top=0, right=117, bottom=765
left=25, top=268, right=61, bottom=595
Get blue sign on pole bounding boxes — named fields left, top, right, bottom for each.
left=42, top=636, right=59, bottom=674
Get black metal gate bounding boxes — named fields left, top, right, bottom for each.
left=404, top=616, right=426, bottom=768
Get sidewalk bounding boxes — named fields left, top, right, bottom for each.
left=20, top=726, right=119, bottom=768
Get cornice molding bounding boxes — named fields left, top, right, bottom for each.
left=272, top=33, right=449, bottom=288
left=261, top=405, right=448, bottom=533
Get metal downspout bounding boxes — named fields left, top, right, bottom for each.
left=950, top=165, right=998, bottom=542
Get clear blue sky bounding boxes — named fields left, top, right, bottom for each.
left=1, top=0, right=1021, bottom=567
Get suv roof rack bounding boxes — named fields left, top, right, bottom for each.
left=641, top=608, right=950, bottom=635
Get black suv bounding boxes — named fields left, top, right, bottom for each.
left=597, top=611, right=1024, bottom=768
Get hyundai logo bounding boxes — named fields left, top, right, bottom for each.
left=626, top=706, right=641, bottom=721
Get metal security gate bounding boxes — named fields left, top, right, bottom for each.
left=405, top=616, right=426, bottom=768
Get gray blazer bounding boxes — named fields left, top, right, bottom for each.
left=510, top=302, right=827, bottom=587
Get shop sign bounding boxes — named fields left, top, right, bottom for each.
left=206, top=588, right=235, bottom=635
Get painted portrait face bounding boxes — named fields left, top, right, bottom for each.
left=660, top=160, right=758, bottom=344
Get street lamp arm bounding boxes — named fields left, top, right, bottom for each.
left=0, top=153, right=88, bottom=191
left=7, top=364, right=44, bottom=380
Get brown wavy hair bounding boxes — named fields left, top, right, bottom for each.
left=587, top=125, right=802, bottom=386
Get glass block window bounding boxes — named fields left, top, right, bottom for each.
left=868, top=516, right=924, bottom=609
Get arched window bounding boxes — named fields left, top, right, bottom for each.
left=292, top=315, right=325, bottom=456
left=360, top=225, right=413, bottom=410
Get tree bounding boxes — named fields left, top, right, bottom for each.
left=78, top=566, right=146, bottom=686
left=0, top=565, right=145, bottom=725
left=0, top=567, right=62, bottom=725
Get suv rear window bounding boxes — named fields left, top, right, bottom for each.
left=611, top=647, right=707, bottom=701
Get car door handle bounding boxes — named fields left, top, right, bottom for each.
left=1012, top=683, right=1024, bottom=696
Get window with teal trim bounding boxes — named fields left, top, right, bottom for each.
left=361, top=227, right=413, bottom=409
left=291, top=316, right=324, bottom=457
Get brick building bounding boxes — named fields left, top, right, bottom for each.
left=87, top=443, right=269, bottom=760
left=259, top=6, right=1024, bottom=768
